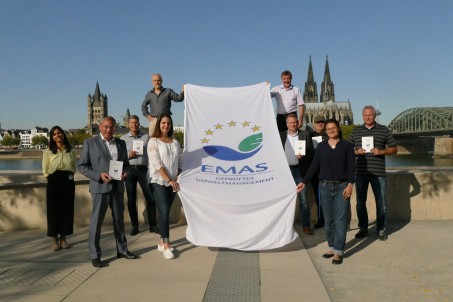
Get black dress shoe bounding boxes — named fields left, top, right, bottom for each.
left=314, top=221, right=324, bottom=229
left=149, top=225, right=160, bottom=234
left=117, top=251, right=138, bottom=259
left=332, top=256, right=343, bottom=265
left=322, top=253, right=334, bottom=259
left=355, top=228, right=368, bottom=239
left=130, top=227, right=139, bottom=236
left=91, top=258, right=106, bottom=268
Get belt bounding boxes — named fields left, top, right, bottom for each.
left=130, top=165, right=147, bottom=169
left=320, top=179, right=347, bottom=184
left=277, top=111, right=297, bottom=116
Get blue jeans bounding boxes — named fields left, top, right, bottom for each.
left=289, top=165, right=310, bottom=227
left=151, top=183, right=176, bottom=242
left=319, top=181, right=350, bottom=255
left=355, top=175, right=387, bottom=232
left=124, top=166, right=156, bottom=228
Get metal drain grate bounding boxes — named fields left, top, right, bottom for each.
left=203, top=248, right=261, bottom=302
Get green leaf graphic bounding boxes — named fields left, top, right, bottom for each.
left=238, top=133, right=263, bottom=152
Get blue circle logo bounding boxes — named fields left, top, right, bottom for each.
left=200, top=121, right=263, bottom=161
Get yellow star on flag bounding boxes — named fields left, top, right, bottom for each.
left=205, top=129, right=214, bottom=135
left=241, top=121, right=250, bottom=127
left=228, top=121, right=237, bottom=127
left=201, top=137, right=209, bottom=144
left=214, top=123, right=223, bottom=129
left=252, top=125, right=261, bottom=132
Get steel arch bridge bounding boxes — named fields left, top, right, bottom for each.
left=388, top=107, right=453, bottom=134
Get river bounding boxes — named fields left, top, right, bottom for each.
left=1, top=154, right=452, bottom=171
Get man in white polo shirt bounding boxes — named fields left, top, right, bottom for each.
left=271, top=70, right=305, bottom=132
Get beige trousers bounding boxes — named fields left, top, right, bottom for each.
left=149, top=118, right=157, bottom=136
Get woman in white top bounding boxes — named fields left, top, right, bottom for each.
left=148, top=113, right=182, bottom=259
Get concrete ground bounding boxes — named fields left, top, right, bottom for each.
left=0, top=220, right=451, bottom=302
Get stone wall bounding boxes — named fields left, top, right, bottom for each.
left=1, top=168, right=452, bottom=231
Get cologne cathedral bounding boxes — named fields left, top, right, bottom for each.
left=303, top=56, right=353, bottom=125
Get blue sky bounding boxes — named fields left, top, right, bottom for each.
left=1, top=0, right=452, bottom=130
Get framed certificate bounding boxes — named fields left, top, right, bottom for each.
left=109, top=160, right=123, bottom=180
left=362, top=136, right=374, bottom=153
left=295, top=140, right=306, bottom=155
left=133, top=140, right=144, bottom=155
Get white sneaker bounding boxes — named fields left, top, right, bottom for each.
left=157, top=243, right=175, bottom=252
left=163, top=248, right=174, bottom=260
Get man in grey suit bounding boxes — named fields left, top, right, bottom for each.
left=78, top=116, right=138, bottom=267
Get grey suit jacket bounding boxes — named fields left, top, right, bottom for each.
left=77, top=135, right=129, bottom=194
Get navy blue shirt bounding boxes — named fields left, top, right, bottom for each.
left=302, top=139, right=355, bottom=184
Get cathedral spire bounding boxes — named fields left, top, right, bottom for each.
left=94, top=81, right=101, bottom=100
left=303, top=55, right=318, bottom=103
left=307, top=55, right=314, bottom=82
left=320, top=55, right=335, bottom=103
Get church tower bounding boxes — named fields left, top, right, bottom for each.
left=303, top=55, right=318, bottom=103
left=123, top=108, right=131, bottom=127
left=320, top=56, right=335, bottom=103
left=87, top=82, right=108, bottom=134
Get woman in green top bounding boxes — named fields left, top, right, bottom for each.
left=42, top=126, right=77, bottom=251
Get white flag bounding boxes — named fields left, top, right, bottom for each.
left=178, top=82, right=298, bottom=251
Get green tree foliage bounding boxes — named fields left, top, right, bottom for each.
left=1, top=136, right=21, bottom=146
left=31, top=135, right=49, bottom=147
left=340, top=125, right=359, bottom=140
left=174, top=130, right=184, bottom=148
left=67, top=131, right=92, bottom=147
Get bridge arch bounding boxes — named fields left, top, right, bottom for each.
left=388, top=107, right=453, bottom=134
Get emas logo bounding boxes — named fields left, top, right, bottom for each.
left=200, top=120, right=263, bottom=161
left=197, top=119, right=273, bottom=182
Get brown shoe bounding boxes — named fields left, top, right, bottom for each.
left=303, top=227, right=314, bottom=235
left=51, top=237, right=61, bottom=251
left=60, top=236, right=70, bottom=249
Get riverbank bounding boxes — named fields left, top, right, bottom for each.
left=0, top=149, right=82, bottom=160
left=0, top=150, right=43, bottom=159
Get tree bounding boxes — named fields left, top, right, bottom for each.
left=174, top=130, right=184, bottom=148
left=1, top=136, right=20, bottom=146
left=67, top=131, right=91, bottom=147
left=31, top=135, right=49, bottom=148
left=340, top=125, right=358, bottom=140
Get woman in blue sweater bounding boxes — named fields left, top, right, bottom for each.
left=297, top=119, right=355, bottom=264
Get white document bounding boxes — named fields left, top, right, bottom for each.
left=312, top=136, right=322, bottom=149
left=295, top=140, right=306, bottom=155
left=133, top=140, right=144, bottom=155
left=109, top=160, right=123, bottom=180
left=362, top=136, right=374, bottom=153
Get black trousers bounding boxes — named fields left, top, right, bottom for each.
left=46, top=171, right=75, bottom=237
